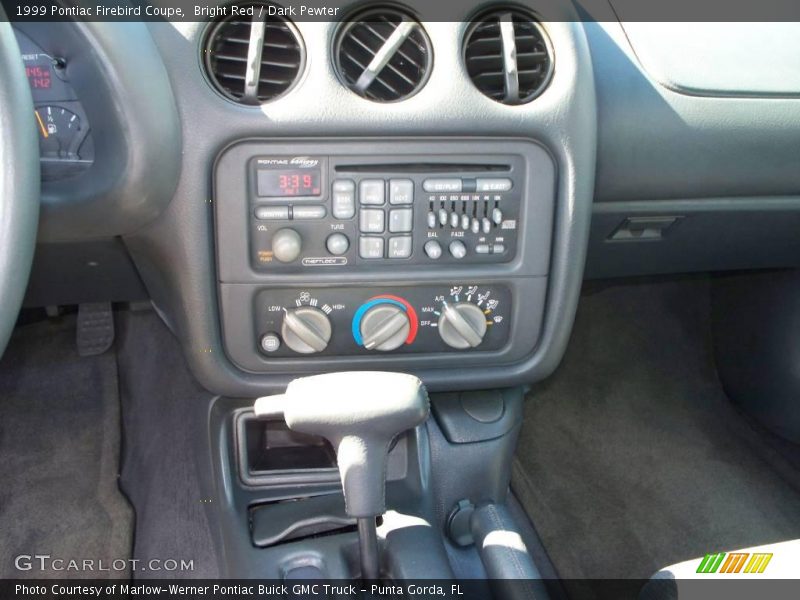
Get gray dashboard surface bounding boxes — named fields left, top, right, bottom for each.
left=122, top=8, right=596, bottom=396
left=586, top=19, right=800, bottom=202
left=581, top=16, right=800, bottom=278
left=618, top=22, right=800, bottom=97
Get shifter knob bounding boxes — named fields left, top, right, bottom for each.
left=254, top=372, right=429, bottom=517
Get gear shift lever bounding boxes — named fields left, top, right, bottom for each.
left=254, top=372, right=429, bottom=579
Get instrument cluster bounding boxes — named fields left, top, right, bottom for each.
left=14, top=26, right=94, bottom=181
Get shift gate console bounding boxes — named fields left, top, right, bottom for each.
left=215, top=138, right=555, bottom=371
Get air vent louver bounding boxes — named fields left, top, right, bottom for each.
left=203, top=2, right=304, bottom=104
left=464, top=9, right=552, bottom=105
left=334, top=8, right=433, bottom=102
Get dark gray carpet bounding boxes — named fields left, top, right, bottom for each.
left=117, top=308, right=220, bottom=578
left=513, top=278, right=800, bottom=586
left=0, top=316, right=133, bottom=578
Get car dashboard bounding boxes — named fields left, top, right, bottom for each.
left=12, top=2, right=800, bottom=397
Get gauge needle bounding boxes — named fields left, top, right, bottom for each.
left=34, top=110, right=48, bottom=138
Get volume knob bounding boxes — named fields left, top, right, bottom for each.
left=438, top=302, right=487, bottom=349
left=272, top=228, right=302, bottom=263
left=281, top=307, right=332, bottom=354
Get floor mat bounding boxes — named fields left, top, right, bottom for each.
left=0, top=316, right=133, bottom=578
left=116, top=309, right=220, bottom=578
left=512, top=278, right=800, bottom=589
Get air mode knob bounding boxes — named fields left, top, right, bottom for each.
left=438, top=302, right=488, bottom=349
left=272, top=228, right=302, bottom=263
left=359, top=304, right=411, bottom=351
left=281, top=307, right=332, bottom=354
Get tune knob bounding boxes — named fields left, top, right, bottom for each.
left=438, top=302, right=488, bottom=349
left=281, top=306, right=332, bottom=354
left=359, top=304, right=411, bottom=351
left=272, top=228, right=302, bottom=263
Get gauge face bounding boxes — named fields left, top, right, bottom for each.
left=34, top=105, right=84, bottom=159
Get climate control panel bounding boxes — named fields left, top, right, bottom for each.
left=254, top=285, right=511, bottom=357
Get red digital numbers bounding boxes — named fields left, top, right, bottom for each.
left=26, top=65, right=52, bottom=89
left=278, top=174, right=299, bottom=193
left=259, top=168, right=320, bottom=197
left=278, top=172, right=315, bottom=195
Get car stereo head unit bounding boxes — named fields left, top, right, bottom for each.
left=244, top=154, right=526, bottom=271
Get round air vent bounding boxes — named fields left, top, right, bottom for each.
left=334, top=7, right=433, bottom=102
left=464, top=9, right=553, bottom=105
left=203, top=2, right=305, bottom=104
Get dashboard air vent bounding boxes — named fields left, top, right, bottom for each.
left=464, top=9, right=553, bottom=105
left=334, top=8, right=433, bottom=102
left=203, top=2, right=304, bottom=104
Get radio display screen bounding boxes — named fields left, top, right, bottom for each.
left=257, top=169, right=322, bottom=197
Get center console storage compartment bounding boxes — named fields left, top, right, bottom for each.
left=250, top=494, right=358, bottom=548
left=236, top=410, right=338, bottom=487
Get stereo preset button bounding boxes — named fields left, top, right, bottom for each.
left=475, top=244, right=490, bottom=254
left=359, top=236, right=384, bottom=259
left=423, top=178, right=462, bottom=193
left=424, top=240, right=442, bottom=259
left=449, top=240, right=467, bottom=259
left=359, top=179, right=385, bottom=205
left=255, top=206, right=290, bottom=220
left=388, top=236, right=412, bottom=259
left=389, top=179, right=414, bottom=204
left=359, top=209, right=385, bottom=233
left=293, top=205, right=327, bottom=220
left=332, top=179, right=356, bottom=219
left=389, top=208, right=413, bottom=233
left=476, top=178, right=513, bottom=192
left=493, top=243, right=506, bottom=254
left=326, top=233, right=350, bottom=256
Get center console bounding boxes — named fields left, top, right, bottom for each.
left=215, top=139, right=555, bottom=375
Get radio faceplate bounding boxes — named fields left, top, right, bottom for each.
left=247, top=154, right=526, bottom=271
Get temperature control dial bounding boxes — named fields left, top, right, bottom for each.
left=438, top=302, right=488, bottom=349
left=281, top=306, right=332, bottom=354
left=359, top=304, right=410, bottom=351
left=352, top=295, right=419, bottom=352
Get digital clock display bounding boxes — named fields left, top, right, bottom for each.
left=25, top=64, right=52, bottom=90
left=257, top=169, right=322, bottom=197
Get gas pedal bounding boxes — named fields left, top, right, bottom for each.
left=76, top=302, right=115, bottom=357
